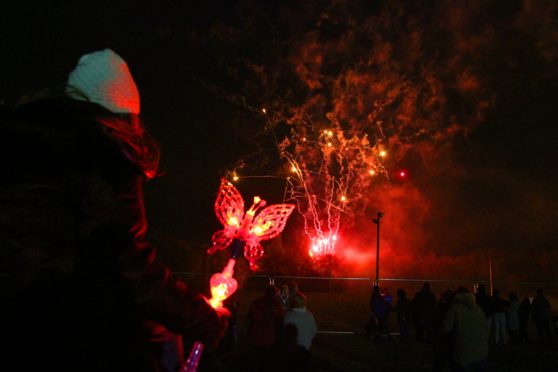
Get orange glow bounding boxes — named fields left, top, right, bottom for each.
left=208, top=259, right=238, bottom=309
left=379, top=150, right=387, bottom=158
left=369, top=169, right=376, bottom=175
left=341, top=195, right=347, bottom=202
left=291, top=166, right=297, bottom=172
left=233, top=176, right=239, bottom=181
left=250, top=220, right=272, bottom=236
left=227, top=215, right=240, bottom=227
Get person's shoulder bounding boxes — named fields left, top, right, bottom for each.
left=306, top=310, right=316, bottom=319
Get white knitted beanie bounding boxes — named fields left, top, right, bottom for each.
left=66, top=49, right=140, bottom=114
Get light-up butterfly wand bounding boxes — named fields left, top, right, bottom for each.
left=182, top=178, right=295, bottom=371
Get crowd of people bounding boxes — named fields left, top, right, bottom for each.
left=244, top=281, right=318, bottom=372
left=366, top=282, right=556, bottom=371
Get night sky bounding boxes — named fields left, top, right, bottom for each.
left=2, top=1, right=557, bottom=281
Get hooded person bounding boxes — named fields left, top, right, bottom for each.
left=0, top=49, right=227, bottom=372
left=441, top=287, right=489, bottom=371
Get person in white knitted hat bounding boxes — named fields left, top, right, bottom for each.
left=66, top=48, right=141, bottom=114
left=0, top=50, right=228, bottom=372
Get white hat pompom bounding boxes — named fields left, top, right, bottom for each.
left=66, top=49, right=140, bottom=114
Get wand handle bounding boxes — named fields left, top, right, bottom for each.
left=182, top=341, right=204, bottom=372
left=181, top=240, right=244, bottom=371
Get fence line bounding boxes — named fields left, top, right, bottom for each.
left=172, top=272, right=558, bottom=286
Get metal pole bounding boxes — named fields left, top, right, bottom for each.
left=373, top=211, right=384, bottom=286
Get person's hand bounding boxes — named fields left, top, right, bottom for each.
left=215, top=305, right=231, bottom=319
left=197, top=296, right=230, bottom=349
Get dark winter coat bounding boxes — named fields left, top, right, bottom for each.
left=442, top=292, right=489, bottom=367
left=0, top=99, right=223, bottom=372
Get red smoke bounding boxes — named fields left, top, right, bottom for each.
left=193, top=1, right=558, bottom=281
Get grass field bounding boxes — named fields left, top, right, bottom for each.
left=186, top=277, right=558, bottom=371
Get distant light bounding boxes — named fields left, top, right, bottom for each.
left=341, top=195, right=347, bottom=202
left=368, top=169, right=376, bottom=176
left=379, top=150, right=387, bottom=158
left=291, top=166, right=297, bottom=173
left=399, top=171, right=406, bottom=178
left=262, top=108, right=267, bottom=114
left=233, top=176, right=239, bottom=181
left=327, top=130, right=333, bottom=137
left=327, top=142, right=332, bottom=147
left=302, top=137, right=307, bottom=141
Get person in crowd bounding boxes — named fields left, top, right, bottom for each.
left=246, top=284, right=285, bottom=371
left=283, top=292, right=318, bottom=361
left=382, top=287, right=393, bottom=307
left=280, top=284, right=290, bottom=310
left=490, top=289, right=508, bottom=346
left=287, top=281, right=300, bottom=309
left=431, top=289, right=455, bottom=372
left=531, top=288, right=555, bottom=344
left=506, top=292, right=520, bottom=343
left=518, top=297, right=532, bottom=343
left=442, top=287, right=489, bottom=372
left=413, top=282, right=437, bottom=342
left=369, top=285, right=391, bottom=342
left=271, top=323, right=309, bottom=372
left=474, top=284, right=492, bottom=329
left=395, top=289, right=412, bottom=343
left=0, top=49, right=228, bottom=372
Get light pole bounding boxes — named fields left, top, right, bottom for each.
left=373, top=211, right=384, bottom=286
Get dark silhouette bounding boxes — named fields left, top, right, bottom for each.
left=506, top=292, right=520, bottom=343
left=279, top=284, right=290, bottom=310
left=395, top=289, right=412, bottom=343
left=413, top=282, right=437, bottom=342
left=431, top=290, right=455, bottom=372
left=0, top=49, right=227, bottom=372
left=490, top=289, right=508, bottom=346
left=287, top=281, right=299, bottom=310
left=518, top=297, right=532, bottom=344
left=474, top=284, right=492, bottom=322
left=246, top=285, right=285, bottom=371
left=531, top=289, right=555, bottom=344
left=368, top=285, right=391, bottom=342
left=271, top=323, right=309, bottom=372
